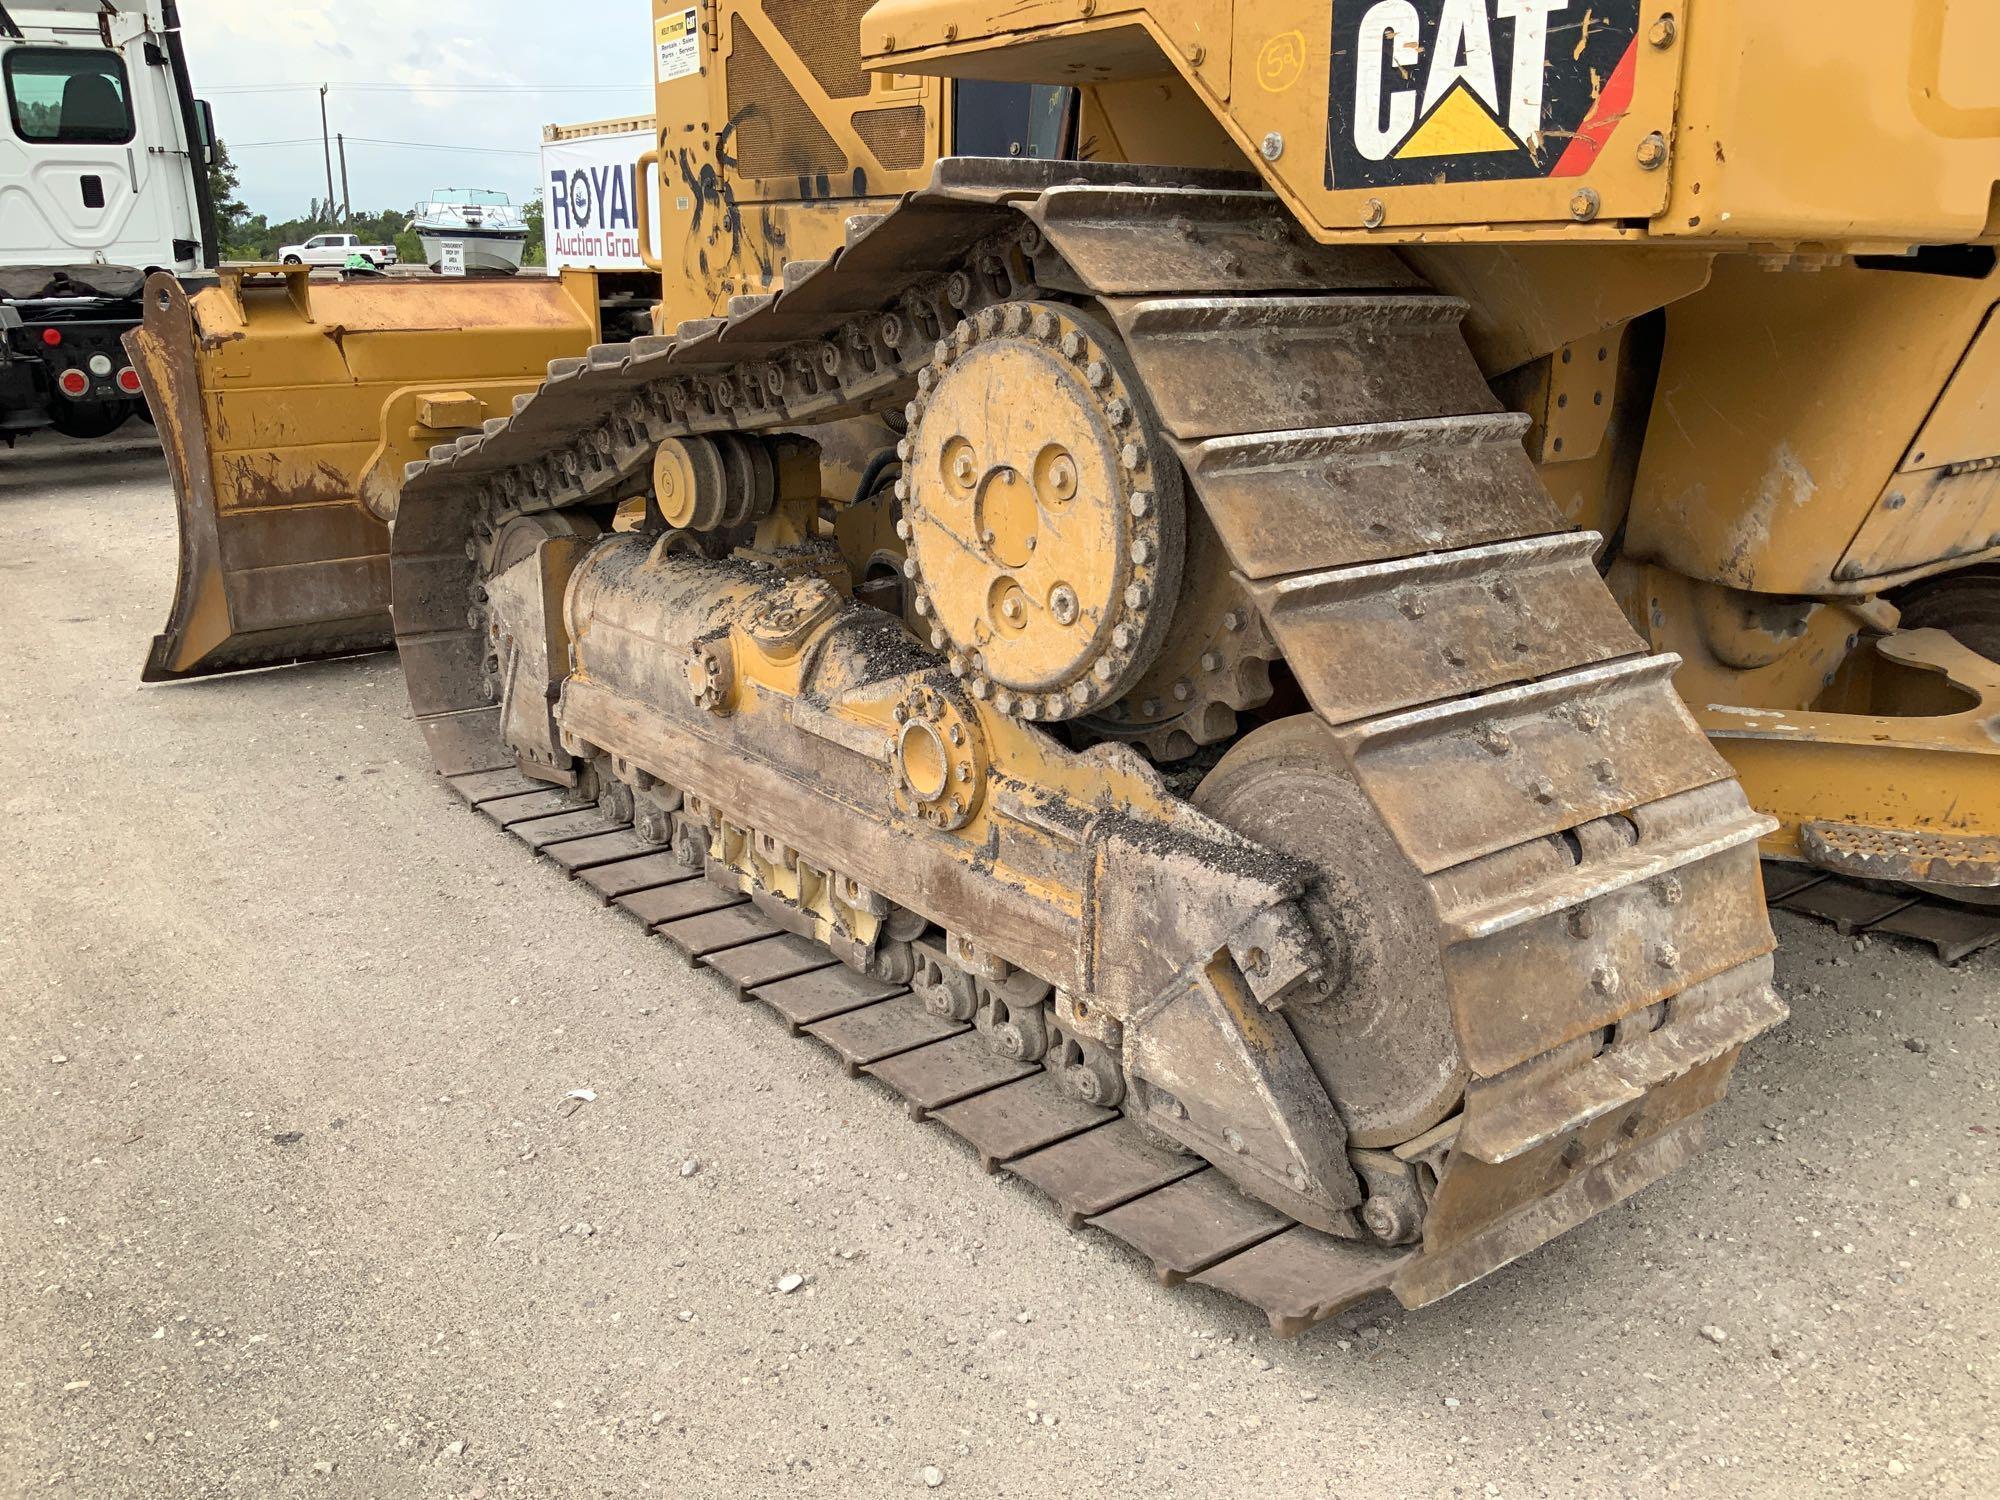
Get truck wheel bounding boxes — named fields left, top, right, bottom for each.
left=282, top=254, right=303, bottom=265
left=48, top=399, right=131, bottom=440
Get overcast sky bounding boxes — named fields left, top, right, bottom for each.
left=181, top=1, right=654, bottom=218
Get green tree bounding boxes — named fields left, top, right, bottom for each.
left=207, top=139, right=248, bottom=227
left=207, top=140, right=260, bottom=256
left=522, top=195, right=546, bottom=267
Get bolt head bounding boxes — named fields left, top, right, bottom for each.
left=1259, top=131, right=1284, bottom=162
left=1648, top=14, right=1677, bottom=47
left=1635, top=132, right=1667, bottom=170
left=1569, top=187, right=1601, bottom=222
left=1361, top=197, right=1386, bottom=229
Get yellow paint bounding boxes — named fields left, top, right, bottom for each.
left=1396, top=85, right=1518, bottom=160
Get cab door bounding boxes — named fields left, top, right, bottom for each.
left=1, top=42, right=161, bottom=269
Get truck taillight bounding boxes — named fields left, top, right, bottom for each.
left=116, top=367, right=143, bottom=394
left=40, top=327, right=62, bottom=347
left=57, top=369, right=89, bottom=397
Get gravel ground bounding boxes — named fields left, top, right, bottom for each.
left=2, top=436, right=1995, bottom=1499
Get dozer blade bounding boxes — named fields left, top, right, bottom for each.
left=128, top=265, right=599, bottom=681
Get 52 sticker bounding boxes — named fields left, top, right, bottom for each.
left=1326, top=0, right=1640, bottom=189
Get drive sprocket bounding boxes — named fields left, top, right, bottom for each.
left=1081, top=505, right=1281, bottom=760
left=899, top=301, right=1186, bottom=720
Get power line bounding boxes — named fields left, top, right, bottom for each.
left=206, top=81, right=641, bottom=95
left=229, top=135, right=537, bottom=157
left=348, top=135, right=540, bottom=157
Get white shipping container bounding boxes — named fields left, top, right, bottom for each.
left=541, top=121, right=662, bottom=273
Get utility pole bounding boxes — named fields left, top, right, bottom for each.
left=318, top=83, right=335, bottom=224
left=336, top=133, right=350, bottom=220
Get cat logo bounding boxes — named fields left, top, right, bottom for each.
left=1326, top=0, right=1641, bottom=190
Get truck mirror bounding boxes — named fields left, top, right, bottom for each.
left=195, top=99, right=216, bottom=169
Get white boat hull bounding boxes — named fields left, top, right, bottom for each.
left=416, top=228, right=528, bottom=274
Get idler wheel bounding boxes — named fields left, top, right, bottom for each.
left=1194, top=715, right=1467, bottom=1148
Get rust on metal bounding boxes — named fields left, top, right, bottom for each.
left=132, top=266, right=597, bottom=681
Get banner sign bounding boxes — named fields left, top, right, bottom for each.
left=541, top=129, right=662, bottom=273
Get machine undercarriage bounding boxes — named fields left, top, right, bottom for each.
left=382, top=163, right=1783, bottom=1327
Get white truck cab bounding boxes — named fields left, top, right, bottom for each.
left=1, top=0, right=215, bottom=440
left=1, top=0, right=211, bottom=277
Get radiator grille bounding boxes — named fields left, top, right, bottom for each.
left=853, top=106, right=925, bottom=172
left=727, top=21, right=843, bottom=180
left=763, top=0, right=875, bottom=100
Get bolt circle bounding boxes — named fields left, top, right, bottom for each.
left=901, top=300, right=1184, bottom=719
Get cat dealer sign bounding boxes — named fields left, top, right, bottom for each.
left=541, top=119, right=665, bottom=273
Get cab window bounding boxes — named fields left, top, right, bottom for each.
left=4, top=47, right=134, bottom=146
left=952, top=82, right=1075, bottom=161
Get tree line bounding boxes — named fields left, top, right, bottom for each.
left=207, top=141, right=546, bottom=266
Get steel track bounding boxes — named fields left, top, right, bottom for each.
left=387, top=160, right=1787, bottom=1319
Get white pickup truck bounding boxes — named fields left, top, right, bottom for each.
left=276, top=232, right=397, bottom=268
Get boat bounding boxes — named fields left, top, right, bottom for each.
left=408, top=189, right=530, bottom=274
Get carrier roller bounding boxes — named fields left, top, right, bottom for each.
left=381, top=161, right=1783, bottom=1329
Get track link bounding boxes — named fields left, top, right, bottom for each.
left=390, top=160, right=1786, bottom=1318
left=1764, top=862, right=2000, bottom=963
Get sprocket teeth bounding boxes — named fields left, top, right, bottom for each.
left=898, top=300, right=1181, bottom=726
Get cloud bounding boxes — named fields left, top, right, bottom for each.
left=184, top=0, right=653, bottom=217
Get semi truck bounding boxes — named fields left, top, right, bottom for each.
left=0, top=0, right=215, bottom=441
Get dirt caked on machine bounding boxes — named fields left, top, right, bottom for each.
left=130, top=0, right=2000, bottom=1331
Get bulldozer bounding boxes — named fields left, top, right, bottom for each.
left=126, top=0, right=2000, bottom=1332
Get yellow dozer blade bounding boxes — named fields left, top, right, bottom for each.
left=128, top=265, right=600, bottom=680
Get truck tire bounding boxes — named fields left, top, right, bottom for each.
left=47, top=399, right=131, bottom=439
left=282, top=254, right=303, bottom=265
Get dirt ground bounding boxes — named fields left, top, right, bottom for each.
left=1, top=435, right=1994, bottom=1499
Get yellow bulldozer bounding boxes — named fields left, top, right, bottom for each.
left=128, top=0, right=2000, bottom=1332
